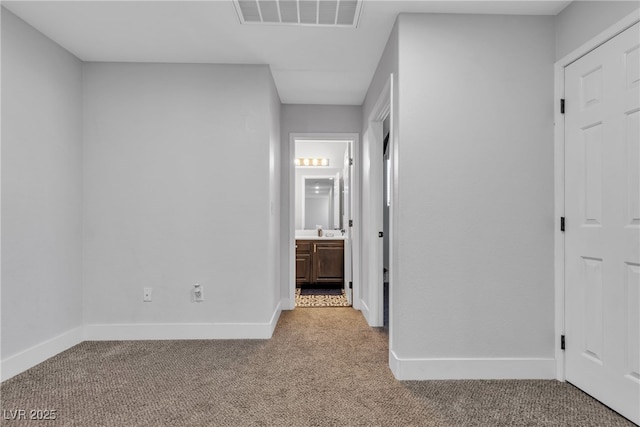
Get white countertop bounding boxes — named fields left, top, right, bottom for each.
left=295, top=235, right=345, bottom=240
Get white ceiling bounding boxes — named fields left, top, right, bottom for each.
left=2, top=0, right=571, bottom=105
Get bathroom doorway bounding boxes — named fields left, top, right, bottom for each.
left=289, top=134, right=359, bottom=309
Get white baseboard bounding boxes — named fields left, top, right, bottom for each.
left=1, top=305, right=284, bottom=382
left=281, top=296, right=295, bottom=311
left=389, top=350, right=556, bottom=380
left=360, top=299, right=371, bottom=325
left=268, top=301, right=282, bottom=336
left=86, top=302, right=283, bottom=341
left=1, top=327, right=84, bottom=382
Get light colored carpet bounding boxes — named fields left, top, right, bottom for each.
left=0, top=308, right=635, bottom=426
left=295, top=288, right=350, bottom=307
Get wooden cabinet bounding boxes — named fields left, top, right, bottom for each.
left=296, top=239, right=344, bottom=286
left=296, top=241, right=313, bottom=285
left=313, top=241, right=344, bottom=284
left=296, top=253, right=312, bottom=284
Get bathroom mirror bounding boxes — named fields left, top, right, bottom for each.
left=302, top=176, right=341, bottom=230
left=295, top=139, right=348, bottom=231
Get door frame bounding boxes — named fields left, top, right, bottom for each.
left=553, top=9, right=640, bottom=381
left=288, top=133, right=360, bottom=310
left=362, top=75, right=393, bottom=328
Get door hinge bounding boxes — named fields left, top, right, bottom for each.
left=378, top=231, right=384, bottom=238
left=349, top=220, right=353, bottom=227
left=560, top=217, right=565, bottom=232
left=349, top=158, right=354, bottom=166
left=560, top=99, right=565, bottom=114
left=349, top=281, right=353, bottom=289
left=561, top=335, right=566, bottom=350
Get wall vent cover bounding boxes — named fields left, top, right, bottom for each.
left=233, top=0, right=363, bottom=27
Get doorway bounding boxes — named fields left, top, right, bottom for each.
left=382, top=115, right=390, bottom=329
left=361, top=75, right=393, bottom=329
left=289, top=134, right=359, bottom=310
left=558, top=17, right=639, bottom=424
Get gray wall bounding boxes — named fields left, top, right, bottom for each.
left=83, top=63, right=280, bottom=330
left=555, top=1, right=639, bottom=60
left=267, top=71, right=282, bottom=317
left=362, top=19, right=399, bottom=126
left=281, top=105, right=362, bottom=135
left=1, top=9, right=83, bottom=359
left=389, top=13, right=556, bottom=374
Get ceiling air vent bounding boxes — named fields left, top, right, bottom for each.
left=233, top=0, right=363, bottom=27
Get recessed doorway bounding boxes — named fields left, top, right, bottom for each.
left=288, top=134, right=359, bottom=310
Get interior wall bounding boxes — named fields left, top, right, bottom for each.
left=279, top=105, right=361, bottom=305
left=83, top=63, right=279, bottom=335
left=267, top=69, right=282, bottom=320
left=554, top=0, right=639, bottom=60
left=392, top=13, right=555, bottom=377
left=1, top=9, right=83, bottom=360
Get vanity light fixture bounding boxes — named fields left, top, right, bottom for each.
left=294, top=158, right=330, bottom=167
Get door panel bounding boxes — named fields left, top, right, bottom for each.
left=582, top=124, right=603, bottom=225
left=565, top=22, right=640, bottom=424
left=627, top=110, right=640, bottom=226
left=313, top=242, right=344, bottom=283
left=296, top=253, right=311, bottom=285
left=626, top=263, right=640, bottom=380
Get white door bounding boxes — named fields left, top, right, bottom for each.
left=343, top=144, right=353, bottom=304
left=565, top=22, right=640, bottom=424
left=334, top=172, right=341, bottom=230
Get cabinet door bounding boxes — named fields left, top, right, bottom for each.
left=313, top=241, right=344, bottom=284
left=296, top=253, right=312, bottom=285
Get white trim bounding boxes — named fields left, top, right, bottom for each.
left=360, top=299, right=371, bottom=323
left=86, top=302, right=282, bottom=341
left=553, top=61, right=566, bottom=382
left=556, top=9, right=640, bottom=68
left=363, top=76, right=392, bottom=329
left=288, top=133, right=361, bottom=311
left=268, top=301, right=282, bottom=337
left=389, top=350, right=555, bottom=380
left=553, top=9, right=640, bottom=383
left=1, top=327, right=84, bottom=382
left=85, top=322, right=274, bottom=341
left=388, top=74, right=397, bottom=353
left=1, top=304, right=281, bottom=381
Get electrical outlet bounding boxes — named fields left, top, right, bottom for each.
left=143, top=287, right=152, bottom=302
left=193, top=283, right=204, bottom=302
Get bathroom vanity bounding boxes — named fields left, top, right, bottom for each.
left=295, top=237, right=344, bottom=286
